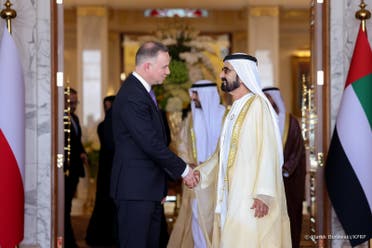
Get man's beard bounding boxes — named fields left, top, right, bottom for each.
left=193, top=100, right=202, bottom=108
left=221, top=77, right=240, bottom=92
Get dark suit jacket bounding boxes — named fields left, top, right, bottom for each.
left=96, top=110, right=115, bottom=199
left=110, top=73, right=186, bottom=202
left=64, top=113, right=86, bottom=179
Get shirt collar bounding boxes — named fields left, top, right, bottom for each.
left=133, top=71, right=151, bottom=92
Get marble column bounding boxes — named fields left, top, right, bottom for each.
left=76, top=5, right=108, bottom=127
left=73, top=6, right=109, bottom=214
left=330, top=0, right=372, bottom=247
left=247, top=6, right=280, bottom=88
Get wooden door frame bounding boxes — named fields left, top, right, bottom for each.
left=309, top=0, right=331, bottom=247
left=51, top=1, right=65, bottom=247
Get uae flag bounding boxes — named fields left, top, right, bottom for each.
left=325, top=23, right=372, bottom=247
left=0, top=27, right=25, bottom=247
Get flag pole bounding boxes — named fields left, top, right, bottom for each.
left=356, top=0, right=371, bottom=32
left=357, top=3, right=372, bottom=247
left=356, top=2, right=371, bottom=247
left=0, top=0, right=16, bottom=34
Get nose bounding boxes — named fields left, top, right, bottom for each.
left=219, top=71, right=224, bottom=78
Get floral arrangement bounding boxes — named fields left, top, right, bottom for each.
left=83, top=139, right=99, bottom=179
left=139, top=22, right=217, bottom=111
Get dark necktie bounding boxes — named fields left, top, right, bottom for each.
left=149, top=89, right=158, bottom=109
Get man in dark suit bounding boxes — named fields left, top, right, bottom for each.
left=64, top=88, right=88, bottom=248
left=110, top=41, right=198, bottom=248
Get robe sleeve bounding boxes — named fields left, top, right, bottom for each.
left=194, top=150, right=220, bottom=246
left=247, top=96, right=282, bottom=199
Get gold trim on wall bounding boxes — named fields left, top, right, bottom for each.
left=77, top=6, right=108, bottom=17
left=249, top=6, right=279, bottom=17
left=281, top=9, right=309, bottom=20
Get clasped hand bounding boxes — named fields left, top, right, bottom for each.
left=183, top=169, right=200, bottom=189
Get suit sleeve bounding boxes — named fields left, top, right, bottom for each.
left=74, top=116, right=86, bottom=156
left=119, top=94, right=186, bottom=180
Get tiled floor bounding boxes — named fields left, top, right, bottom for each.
left=72, top=211, right=316, bottom=248
left=71, top=178, right=317, bottom=247
left=71, top=215, right=91, bottom=248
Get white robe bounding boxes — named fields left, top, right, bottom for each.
left=195, top=94, right=291, bottom=248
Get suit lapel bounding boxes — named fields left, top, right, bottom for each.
left=129, top=74, right=167, bottom=143
left=130, top=74, right=159, bottom=111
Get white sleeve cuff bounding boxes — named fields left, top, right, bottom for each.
left=181, top=164, right=190, bottom=178
left=256, top=194, right=274, bottom=208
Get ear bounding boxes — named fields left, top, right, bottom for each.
left=238, top=77, right=244, bottom=85
left=144, top=62, right=152, bottom=71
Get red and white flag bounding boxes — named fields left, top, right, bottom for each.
left=0, top=26, right=25, bottom=248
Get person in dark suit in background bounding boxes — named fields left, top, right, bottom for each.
left=64, top=88, right=88, bottom=248
left=86, top=95, right=117, bottom=247
left=110, top=41, right=199, bottom=248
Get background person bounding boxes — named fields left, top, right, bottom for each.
left=168, top=80, right=225, bottom=248
left=64, top=88, right=89, bottom=248
left=86, top=95, right=117, bottom=246
left=263, top=87, right=306, bottom=248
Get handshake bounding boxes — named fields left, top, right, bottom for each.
left=183, top=164, right=200, bottom=189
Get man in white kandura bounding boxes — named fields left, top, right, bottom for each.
left=168, top=80, right=226, bottom=248
left=191, top=53, right=291, bottom=247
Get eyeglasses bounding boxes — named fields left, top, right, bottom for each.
left=221, top=67, right=233, bottom=74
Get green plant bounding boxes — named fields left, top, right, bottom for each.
left=166, top=60, right=189, bottom=84
left=87, top=150, right=99, bottom=179
left=84, top=140, right=100, bottom=179
left=141, top=22, right=217, bottom=111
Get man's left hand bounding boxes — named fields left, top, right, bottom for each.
left=250, top=198, right=269, bottom=218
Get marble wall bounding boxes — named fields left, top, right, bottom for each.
left=330, top=0, right=371, bottom=247
left=330, top=0, right=372, bottom=129
left=0, top=0, right=52, bottom=247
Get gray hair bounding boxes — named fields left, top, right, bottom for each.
left=135, top=41, right=169, bottom=66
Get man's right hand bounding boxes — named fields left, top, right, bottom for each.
left=193, top=170, right=200, bottom=183
left=183, top=169, right=199, bottom=189
left=189, top=163, right=197, bottom=169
